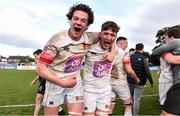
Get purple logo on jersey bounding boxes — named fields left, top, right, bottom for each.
left=64, top=55, right=84, bottom=73
left=93, top=61, right=112, bottom=78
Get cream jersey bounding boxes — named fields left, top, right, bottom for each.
left=83, top=42, right=113, bottom=89
left=159, top=57, right=173, bottom=83
left=39, top=30, right=98, bottom=80
left=111, top=48, right=131, bottom=83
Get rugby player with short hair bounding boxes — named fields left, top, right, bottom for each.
left=83, top=21, right=120, bottom=116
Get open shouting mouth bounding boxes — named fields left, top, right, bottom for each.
left=74, top=27, right=82, bottom=32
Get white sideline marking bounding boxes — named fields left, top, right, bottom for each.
left=0, top=94, right=159, bottom=108
left=0, top=104, right=35, bottom=108
left=142, top=94, right=158, bottom=97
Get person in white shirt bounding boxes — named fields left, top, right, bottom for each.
left=110, top=37, right=140, bottom=116
left=83, top=21, right=120, bottom=116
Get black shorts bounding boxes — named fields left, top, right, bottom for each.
left=163, top=83, right=180, bottom=115
left=37, top=80, right=46, bottom=95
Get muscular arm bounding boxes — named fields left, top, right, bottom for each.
left=36, top=43, right=77, bottom=88
left=123, top=55, right=140, bottom=84
left=124, top=63, right=140, bottom=84
left=162, top=52, right=180, bottom=64
left=153, top=39, right=180, bottom=55
left=36, top=62, right=76, bottom=88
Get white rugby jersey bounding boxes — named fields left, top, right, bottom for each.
left=83, top=42, right=113, bottom=88
left=39, top=30, right=98, bottom=79
left=111, top=48, right=131, bottom=83
left=159, top=57, right=173, bottom=83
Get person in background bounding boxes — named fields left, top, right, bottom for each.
left=153, top=27, right=180, bottom=115
left=129, top=48, right=135, bottom=56
left=109, top=37, right=140, bottom=116
left=153, top=37, right=180, bottom=108
left=31, top=49, right=65, bottom=116
left=128, top=43, right=154, bottom=115
left=31, top=49, right=46, bottom=116
left=126, top=47, right=135, bottom=96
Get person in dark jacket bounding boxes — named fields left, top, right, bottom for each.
left=127, top=43, right=154, bottom=115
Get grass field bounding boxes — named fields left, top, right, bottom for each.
left=0, top=69, right=161, bottom=115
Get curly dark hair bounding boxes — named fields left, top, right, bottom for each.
left=101, top=21, right=120, bottom=33
left=66, top=3, right=94, bottom=26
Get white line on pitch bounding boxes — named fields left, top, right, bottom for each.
left=142, top=94, right=158, bottom=97
left=0, top=104, right=35, bottom=108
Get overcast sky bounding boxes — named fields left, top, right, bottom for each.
left=0, top=0, right=180, bottom=57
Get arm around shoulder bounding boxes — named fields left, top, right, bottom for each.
left=152, top=42, right=173, bottom=56
left=163, top=52, right=180, bottom=64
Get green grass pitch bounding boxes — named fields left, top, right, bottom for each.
left=0, top=69, right=160, bottom=115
